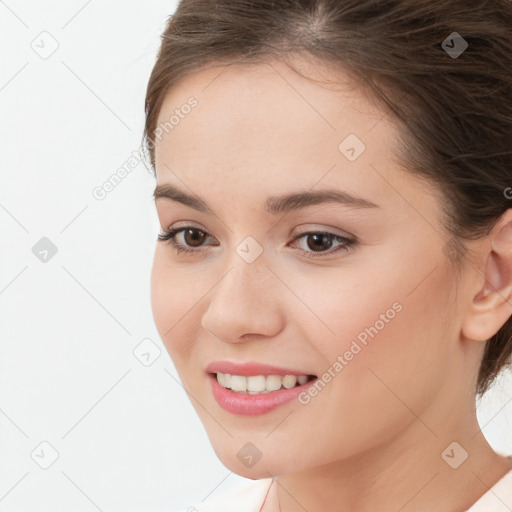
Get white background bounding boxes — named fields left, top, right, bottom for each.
left=1, top=1, right=511, bottom=511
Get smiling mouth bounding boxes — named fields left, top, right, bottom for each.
left=211, top=372, right=317, bottom=394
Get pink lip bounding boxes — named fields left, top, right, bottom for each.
left=205, top=360, right=315, bottom=377
left=208, top=373, right=317, bottom=416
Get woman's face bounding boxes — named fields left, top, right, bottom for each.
left=151, top=57, right=480, bottom=477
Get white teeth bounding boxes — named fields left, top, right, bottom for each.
left=282, top=375, right=297, bottom=389
left=266, top=375, right=282, bottom=391
left=297, top=375, right=308, bottom=385
left=247, top=375, right=266, bottom=392
left=215, top=372, right=312, bottom=393
left=217, top=372, right=226, bottom=387
left=230, top=375, right=247, bottom=392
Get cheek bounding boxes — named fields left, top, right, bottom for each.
left=299, top=241, right=455, bottom=375
left=244, top=268, right=451, bottom=471
left=304, top=256, right=457, bottom=433
left=150, top=249, right=202, bottom=362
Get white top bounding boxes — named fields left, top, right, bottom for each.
left=176, top=467, right=512, bottom=512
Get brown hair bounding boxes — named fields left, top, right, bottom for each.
left=143, top=0, right=512, bottom=396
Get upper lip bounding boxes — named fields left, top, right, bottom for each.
left=205, top=361, right=316, bottom=377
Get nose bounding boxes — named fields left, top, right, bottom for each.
left=200, top=257, right=285, bottom=343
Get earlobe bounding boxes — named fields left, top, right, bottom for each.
left=462, top=215, right=512, bottom=342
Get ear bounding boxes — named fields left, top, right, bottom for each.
left=461, top=210, right=512, bottom=342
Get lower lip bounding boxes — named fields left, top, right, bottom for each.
left=208, top=373, right=317, bottom=416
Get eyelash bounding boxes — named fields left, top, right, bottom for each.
left=157, top=226, right=356, bottom=259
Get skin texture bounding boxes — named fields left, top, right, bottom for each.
left=150, top=57, right=512, bottom=511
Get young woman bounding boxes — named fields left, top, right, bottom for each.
left=144, top=1, right=512, bottom=510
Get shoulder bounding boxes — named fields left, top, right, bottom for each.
left=175, top=478, right=274, bottom=512
left=466, top=466, right=512, bottom=511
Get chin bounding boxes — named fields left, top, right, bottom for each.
left=210, top=438, right=305, bottom=479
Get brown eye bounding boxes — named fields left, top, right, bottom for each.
left=182, top=228, right=207, bottom=247
left=305, top=233, right=336, bottom=252
left=157, top=226, right=216, bottom=255
left=290, top=231, right=356, bottom=259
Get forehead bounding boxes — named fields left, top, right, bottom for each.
left=153, top=57, right=438, bottom=227
left=155, top=57, right=388, bottom=159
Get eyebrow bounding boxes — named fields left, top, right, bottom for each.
left=153, top=183, right=380, bottom=214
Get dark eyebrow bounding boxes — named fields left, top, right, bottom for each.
left=153, top=183, right=380, bottom=214
left=154, top=183, right=211, bottom=212
left=264, top=188, right=379, bottom=214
